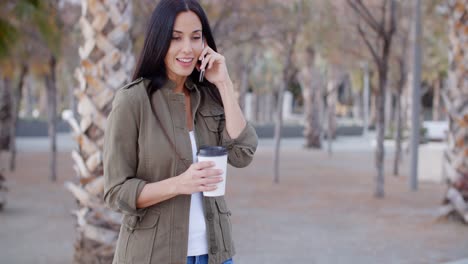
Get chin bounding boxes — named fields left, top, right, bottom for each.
left=176, top=69, right=195, bottom=77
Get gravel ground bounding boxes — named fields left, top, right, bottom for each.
left=0, top=136, right=467, bottom=264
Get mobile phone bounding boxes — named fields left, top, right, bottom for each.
left=199, top=41, right=205, bottom=82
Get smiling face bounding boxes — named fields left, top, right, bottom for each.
left=165, top=11, right=204, bottom=82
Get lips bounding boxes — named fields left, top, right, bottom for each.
left=176, top=57, right=194, bottom=69
left=177, top=58, right=193, bottom=63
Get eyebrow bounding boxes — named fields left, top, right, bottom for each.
left=173, top=29, right=202, bottom=34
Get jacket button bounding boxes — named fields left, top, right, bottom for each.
left=211, top=246, right=218, bottom=254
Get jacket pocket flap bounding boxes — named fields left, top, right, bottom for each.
left=215, top=198, right=231, bottom=215
left=124, top=209, right=160, bottom=230
left=199, top=107, right=224, bottom=117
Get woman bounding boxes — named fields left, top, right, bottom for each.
left=103, top=1, right=258, bottom=264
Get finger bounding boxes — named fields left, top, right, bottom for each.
left=192, top=169, right=222, bottom=181
left=209, top=54, right=225, bottom=70
left=199, top=168, right=223, bottom=178
left=193, top=161, right=215, bottom=170
left=199, top=46, right=213, bottom=61
left=207, top=55, right=216, bottom=70
left=202, top=176, right=223, bottom=185
left=199, top=185, right=217, bottom=192
left=201, top=54, right=213, bottom=70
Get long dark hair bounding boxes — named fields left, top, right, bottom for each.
left=132, top=0, right=222, bottom=106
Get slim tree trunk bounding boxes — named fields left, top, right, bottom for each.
left=273, top=82, right=286, bottom=184
left=10, top=64, right=28, bottom=171
left=370, top=90, right=377, bottom=128
left=363, top=62, right=370, bottom=136
left=239, top=52, right=255, bottom=112
left=393, top=93, right=403, bottom=176
left=25, top=76, right=34, bottom=118
left=238, top=63, right=249, bottom=111
left=327, top=79, right=336, bottom=156
left=375, top=72, right=387, bottom=198
left=45, top=56, right=57, bottom=182
left=348, top=0, right=397, bottom=198
left=432, top=77, right=440, bottom=121
left=0, top=77, right=12, bottom=152
left=273, top=3, right=302, bottom=183
left=310, top=80, right=323, bottom=148
left=0, top=76, right=12, bottom=210
left=385, top=86, right=393, bottom=135
left=298, top=48, right=322, bottom=149
left=0, top=172, right=6, bottom=210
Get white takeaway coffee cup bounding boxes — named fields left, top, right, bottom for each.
left=198, top=146, right=228, bottom=197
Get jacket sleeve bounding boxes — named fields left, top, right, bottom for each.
left=220, top=121, right=258, bottom=168
left=103, top=89, right=147, bottom=217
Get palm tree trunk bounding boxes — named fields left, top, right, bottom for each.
left=64, top=1, right=135, bottom=262
left=441, top=0, right=468, bottom=224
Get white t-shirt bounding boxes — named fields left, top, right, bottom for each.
left=187, top=131, right=209, bottom=256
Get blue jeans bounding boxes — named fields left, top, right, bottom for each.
left=187, top=254, right=233, bottom=264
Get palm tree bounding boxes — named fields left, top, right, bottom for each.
left=63, top=0, right=135, bottom=262
left=441, top=0, right=468, bottom=224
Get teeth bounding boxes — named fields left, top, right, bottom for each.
left=177, top=58, right=193, bottom=63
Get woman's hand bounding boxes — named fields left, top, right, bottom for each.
left=174, top=161, right=223, bottom=195
left=198, top=46, right=231, bottom=86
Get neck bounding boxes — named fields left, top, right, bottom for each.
left=168, top=74, right=187, bottom=94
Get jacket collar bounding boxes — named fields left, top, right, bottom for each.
left=161, top=77, right=199, bottom=93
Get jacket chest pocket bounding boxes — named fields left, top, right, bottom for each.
left=198, top=107, right=225, bottom=145
left=118, top=209, right=160, bottom=264
left=215, top=198, right=233, bottom=253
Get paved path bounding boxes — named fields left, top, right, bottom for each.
left=0, top=135, right=467, bottom=263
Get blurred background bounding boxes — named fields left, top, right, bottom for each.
left=0, top=0, right=467, bottom=263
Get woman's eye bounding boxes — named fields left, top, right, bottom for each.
left=193, top=36, right=201, bottom=40
left=172, top=36, right=181, bottom=40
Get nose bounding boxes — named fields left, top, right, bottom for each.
left=181, top=38, right=192, bottom=54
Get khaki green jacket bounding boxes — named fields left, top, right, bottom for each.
left=103, top=78, right=258, bottom=264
